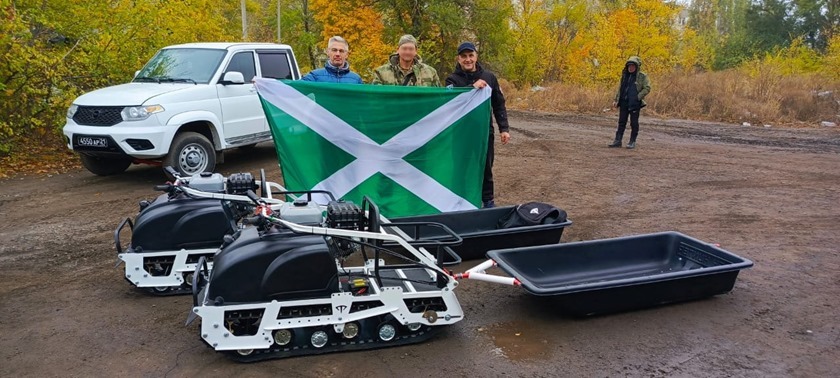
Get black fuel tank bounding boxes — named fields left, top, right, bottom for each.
left=131, top=194, right=235, bottom=252
left=207, top=226, right=333, bottom=303
left=261, top=243, right=339, bottom=302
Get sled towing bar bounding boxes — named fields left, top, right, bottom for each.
left=453, top=259, right=521, bottom=286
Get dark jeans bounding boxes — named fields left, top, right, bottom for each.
left=615, top=106, right=640, bottom=142
left=483, top=131, right=494, bottom=203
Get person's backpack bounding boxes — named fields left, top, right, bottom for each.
left=497, top=202, right=567, bottom=229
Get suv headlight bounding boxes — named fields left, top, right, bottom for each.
left=121, top=105, right=165, bottom=121
left=66, top=104, right=78, bottom=119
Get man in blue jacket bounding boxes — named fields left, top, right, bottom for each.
left=302, top=36, right=363, bottom=84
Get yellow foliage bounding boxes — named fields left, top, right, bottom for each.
left=3, top=0, right=839, bottom=159
left=673, top=27, right=714, bottom=72
left=0, top=1, right=240, bottom=155
left=755, top=38, right=824, bottom=76
left=310, top=0, right=391, bottom=81
left=505, top=0, right=553, bottom=86
left=824, top=35, right=840, bottom=80
left=558, top=0, right=684, bottom=88
left=737, top=38, right=823, bottom=102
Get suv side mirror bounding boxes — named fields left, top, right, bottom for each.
left=134, top=70, right=140, bottom=78
left=220, top=71, right=245, bottom=85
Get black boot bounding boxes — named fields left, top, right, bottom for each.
left=626, top=140, right=636, bottom=149
left=608, top=139, right=621, bottom=148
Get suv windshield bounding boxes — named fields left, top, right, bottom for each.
left=134, top=48, right=226, bottom=84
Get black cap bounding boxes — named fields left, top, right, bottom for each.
left=457, top=42, right=477, bottom=54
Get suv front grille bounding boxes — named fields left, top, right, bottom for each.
left=73, top=106, right=124, bottom=126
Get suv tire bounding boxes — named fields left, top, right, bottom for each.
left=80, top=154, right=132, bottom=176
left=164, top=132, right=216, bottom=177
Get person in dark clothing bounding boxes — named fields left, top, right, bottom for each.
left=445, top=42, right=510, bottom=208
left=609, top=56, right=651, bottom=149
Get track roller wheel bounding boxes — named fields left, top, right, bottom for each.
left=310, top=330, right=329, bottom=348
left=273, top=329, right=293, bottom=346
left=342, top=322, right=360, bottom=339
left=378, top=323, right=396, bottom=342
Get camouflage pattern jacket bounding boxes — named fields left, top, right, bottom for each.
left=614, top=55, right=651, bottom=110
left=372, top=54, right=440, bottom=87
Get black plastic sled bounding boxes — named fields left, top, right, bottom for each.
left=388, top=205, right=572, bottom=262
left=487, top=231, right=753, bottom=316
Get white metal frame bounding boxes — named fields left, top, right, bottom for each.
left=119, top=248, right=217, bottom=289
left=191, top=210, right=463, bottom=352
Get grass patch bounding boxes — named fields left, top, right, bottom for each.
left=503, top=69, right=840, bottom=127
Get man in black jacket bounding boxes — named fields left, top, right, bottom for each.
left=445, top=42, right=510, bottom=209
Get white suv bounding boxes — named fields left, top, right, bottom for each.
left=63, top=42, right=300, bottom=176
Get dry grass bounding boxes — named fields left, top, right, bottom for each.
left=502, top=70, right=840, bottom=127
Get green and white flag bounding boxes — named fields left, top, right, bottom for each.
left=255, top=79, right=491, bottom=218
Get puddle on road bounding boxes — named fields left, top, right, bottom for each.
left=479, top=321, right=552, bottom=362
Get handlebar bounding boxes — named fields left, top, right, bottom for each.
left=245, top=189, right=261, bottom=204
left=164, top=166, right=180, bottom=179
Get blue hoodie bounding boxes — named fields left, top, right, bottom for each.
left=301, top=61, right=363, bottom=84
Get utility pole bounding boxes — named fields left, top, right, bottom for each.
left=241, top=0, right=248, bottom=40
left=277, top=0, right=281, bottom=43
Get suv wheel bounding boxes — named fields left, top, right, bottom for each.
left=79, top=154, right=132, bottom=176
left=164, top=132, right=216, bottom=177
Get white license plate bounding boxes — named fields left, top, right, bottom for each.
left=78, top=136, right=108, bottom=147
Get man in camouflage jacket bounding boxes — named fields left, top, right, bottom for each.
left=372, top=35, right=440, bottom=87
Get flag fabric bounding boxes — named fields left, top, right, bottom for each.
left=255, top=78, right=491, bottom=218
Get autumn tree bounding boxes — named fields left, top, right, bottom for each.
left=0, top=0, right=239, bottom=155
left=561, top=0, right=686, bottom=85
left=247, top=0, right=322, bottom=70
left=310, top=0, right=390, bottom=79
left=372, top=0, right=473, bottom=76
left=823, top=34, right=840, bottom=79
left=542, top=0, right=590, bottom=81
left=4, top=0, right=840, bottom=160
left=464, top=0, right=514, bottom=73
left=505, top=0, right=554, bottom=86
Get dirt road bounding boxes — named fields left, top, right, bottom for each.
left=1, top=112, right=838, bottom=377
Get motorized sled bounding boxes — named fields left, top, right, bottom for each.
left=188, top=194, right=470, bottom=362
left=115, top=167, right=303, bottom=295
